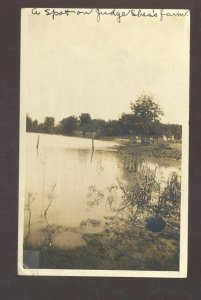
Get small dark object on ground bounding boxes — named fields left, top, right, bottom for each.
left=145, top=215, right=166, bottom=233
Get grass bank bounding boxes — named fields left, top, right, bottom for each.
left=114, top=140, right=181, bottom=160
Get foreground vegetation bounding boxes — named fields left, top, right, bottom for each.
left=24, top=155, right=181, bottom=270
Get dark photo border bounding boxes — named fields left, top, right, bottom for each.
left=1, top=0, right=201, bottom=299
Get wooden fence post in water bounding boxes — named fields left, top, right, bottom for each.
left=90, top=132, right=95, bottom=163
left=36, top=134, right=40, bottom=150
left=36, top=134, right=40, bottom=158
left=91, top=132, right=95, bottom=151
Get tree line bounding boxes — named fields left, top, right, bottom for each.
left=26, top=95, right=182, bottom=144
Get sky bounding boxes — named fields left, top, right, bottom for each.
left=21, top=9, right=190, bottom=125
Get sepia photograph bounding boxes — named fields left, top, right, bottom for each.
left=18, top=8, right=189, bottom=277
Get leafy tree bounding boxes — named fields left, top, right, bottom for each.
left=60, top=116, right=78, bottom=135
left=79, top=113, right=92, bottom=135
left=43, top=117, right=55, bottom=134
left=38, top=123, right=45, bottom=133
left=54, top=123, right=63, bottom=135
left=105, top=120, right=119, bottom=136
left=149, top=120, right=163, bottom=140
left=26, top=115, right=33, bottom=132
left=172, top=124, right=182, bottom=140
left=32, top=120, right=38, bottom=132
left=163, top=124, right=182, bottom=141
left=118, top=113, right=134, bottom=135
left=25, top=98, right=182, bottom=143
left=91, top=119, right=106, bottom=137
left=26, top=115, right=38, bottom=132
left=130, top=95, right=164, bottom=144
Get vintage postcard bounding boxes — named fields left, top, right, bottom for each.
left=18, top=8, right=189, bottom=277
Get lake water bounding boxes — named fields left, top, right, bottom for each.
left=24, top=133, right=181, bottom=251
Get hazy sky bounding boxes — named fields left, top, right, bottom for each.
left=21, top=9, right=190, bottom=125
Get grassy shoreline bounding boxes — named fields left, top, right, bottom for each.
left=28, top=132, right=181, bottom=160
left=113, top=140, right=182, bottom=160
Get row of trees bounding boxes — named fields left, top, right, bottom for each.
left=26, top=95, right=182, bottom=143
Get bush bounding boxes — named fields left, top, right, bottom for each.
left=159, top=172, right=181, bottom=220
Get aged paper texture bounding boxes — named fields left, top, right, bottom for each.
left=18, top=8, right=189, bottom=277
